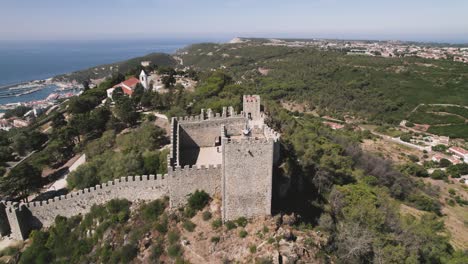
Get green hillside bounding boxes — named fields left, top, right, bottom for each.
left=179, top=41, right=468, bottom=124
left=54, top=53, right=177, bottom=83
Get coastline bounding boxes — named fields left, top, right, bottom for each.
left=0, top=78, right=82, bottom=110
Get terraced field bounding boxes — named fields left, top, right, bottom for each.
left=408, top=104, right=468, bottom=139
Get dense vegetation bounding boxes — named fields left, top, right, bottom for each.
left=180, top=42, right=468, bottom=124
left=67, top=123, right=169, bottom=189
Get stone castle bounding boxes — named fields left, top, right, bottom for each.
left=0, top=95, right=280, bottom=240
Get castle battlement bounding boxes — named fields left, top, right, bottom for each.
left=169, top=164, right=222, bottom=172
left=17, top=174, right=168, bottom=209
left=176, top=107, right=242, bottom=124
left=222, top=137, right=275, bottom=145
left=244, top=94, right=260, bottom=102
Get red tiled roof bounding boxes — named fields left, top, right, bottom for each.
left=113, top=77, right=140, bottom=96
left=122, top=86, right=133, bottom=96
left=121, top=77, right=140, bottom=88
left=449, top=146, right=468, bottom=155
left=113, top=77, right=140, bottom=89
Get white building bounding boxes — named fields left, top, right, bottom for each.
left=449, top=147, right=468, bottom=163
left=139, top=70, right=149, bottom=90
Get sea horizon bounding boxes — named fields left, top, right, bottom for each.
left=0, top=37, right=227, bottom=88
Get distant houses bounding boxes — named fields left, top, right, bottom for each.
left=432, top=153, right=462, bottom=165
left=449, top=146, right=468, bottom=163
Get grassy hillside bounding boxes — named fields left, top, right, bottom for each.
left=179, top=42, right=468, bottom=124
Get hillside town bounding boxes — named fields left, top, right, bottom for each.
left=250, top=38, right=468, bottom=62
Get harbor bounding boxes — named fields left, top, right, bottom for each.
left=0, top=79, right=83, bottom=110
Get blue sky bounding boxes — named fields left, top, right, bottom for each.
left=1, top=0, right=468, bottom=43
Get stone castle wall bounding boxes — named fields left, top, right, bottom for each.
left=222, top=138, right=275, bottom=221
left=1, top=174, right=169, bottom=240
left=168, top=165, right=222, bottom=208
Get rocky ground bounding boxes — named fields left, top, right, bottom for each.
left=132, top=198, right=328, bottom=264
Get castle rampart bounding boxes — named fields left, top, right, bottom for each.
left=1, top=174, right=169, bottom=240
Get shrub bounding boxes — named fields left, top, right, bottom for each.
left=225, top=221, right=237, bottom=230
left=141, top=199, right=166, bottom=221
left=211, top=236, right=220, bottom=243
left=439, top=158, right=452, bottom=168
left=447, top=199, right=456, bottom=206
left=432, top=144, right=448, bottom=152
left=168, top=230, right=180, bottom=244
left=262, top=226, right=269, bottom=233
left=267, top=237, right=275, bottom=244
left=400, top=134, right=412, bottom=143
left=236, top=217, right=248, bottom=227
left=448, top=188, right=456, bottom=195
left=455, top=196, right=468, bottom=206
left=249, top=245, right=257, bottom=254
left=430, top=169, right=447, bottom=180
left=408, top=155, right=420, bottom=163
left=184, top=207, right=196, bottom=218
left=400, top=163, right=429, bottom=177
left=187, top=190, right=210, bottom=211
left=167, top=244, right=183, bottom=258
left=202, top=211, right=212, bottom=221
left=408, top=194, right=441, bottom=214
left=212, top=219, right=222, bottom=229
left=155, top=214, right=169, bottom=234
left=239, top=229, right=248, bottom=238
left=182, top=220, right=196, bottom=232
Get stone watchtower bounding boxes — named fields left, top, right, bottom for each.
left=243, top=95, right=261, bottom=120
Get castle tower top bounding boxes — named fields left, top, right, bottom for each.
left=243, top=95, right=261, bottom=121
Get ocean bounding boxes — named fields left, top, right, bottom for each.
left=0, top=38, right=221, bottom=105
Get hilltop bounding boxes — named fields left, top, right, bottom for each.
left=53, top=52, right=177, bottom=84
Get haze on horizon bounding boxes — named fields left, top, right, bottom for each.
left=1, top=0, right=468, bottom=44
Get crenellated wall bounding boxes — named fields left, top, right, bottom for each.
left=168, top=164, right=222, bottom=208
left=1, top=174, right=169, bottom=240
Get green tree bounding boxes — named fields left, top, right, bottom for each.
left=0, top=163, right=42, bottom=201
left=161, top=75, right=176, bottom=88
left=51, top=113, right=67, bottom=129
left=115, top=97, right=139, bottom=126
left=430, top=169, right=447, bottom=180
left=131, top=83, right=145, bottom=106
left=439, top=158, right=451, bottom=168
